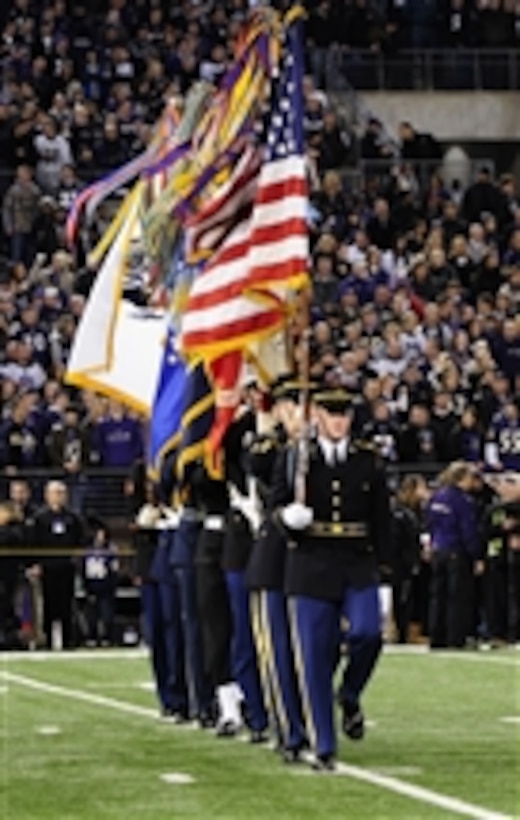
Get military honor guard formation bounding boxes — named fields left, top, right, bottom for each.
left=137, top=377, right=390, bottom=772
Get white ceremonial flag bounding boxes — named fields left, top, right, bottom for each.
left=66, top=191, right=167, bottom=415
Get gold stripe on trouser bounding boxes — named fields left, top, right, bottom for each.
left=249, top=592, right=277, bottom=729
left=287, top=597, right=318, bottom=752
left=259, top=591, right=290, bottom=744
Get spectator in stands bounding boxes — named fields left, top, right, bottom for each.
left=82, top=523, right=119, bottom=647
left=399, top=404, right=441, bottom=464
left=33, top=116, right=73, bottom=195
left=9, top=479, right=36, bottom=529
left=362, top=397, right=400, bottom=462
left=0, top=392, right=44, bottom=471
left=360, top=117, right=393, bottom=163
left=317, top=108, right=351, bottom=172
left=48, top=403, right=91, bottom=513
left=491, top=317, right=520, bottom=385
left=399, top=121, right=442, bottom=165
left=366, top=198, right=396, bottom=250
left=463, top=166, right=504, bottom=224
left=0, top=501, right=24, bottom=648
left=94, top=116, right=129, bottom=172
left=91, top=400, right=143, bottom=470
left=442, top=0, right=474, bottom=48
left=32, top=480, right=83, bottom=649
left=306, top=0, right=334, bottom=88
left=56, top=164, right=82, bottom=213
left=2, top=164, right=40, bottom=266
left=449, top=405, right=484, bottom=463
left=391, top=474, right=430, bottom=644
left=0, top=339, right=47, bottom=392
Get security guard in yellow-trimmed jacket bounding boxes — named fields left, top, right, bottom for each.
left=271, top=387, right=391, bottom=770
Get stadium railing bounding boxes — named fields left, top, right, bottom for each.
left=325, top=48, right=520, bottom=92
left=338, top=158, right=496, bottom=193
left=0, top=463, right=445, bottom=520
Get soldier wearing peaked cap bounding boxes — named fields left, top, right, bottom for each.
left=271, top=386, right=391, bottom=770
left=246, top=376, right=310, bottom=761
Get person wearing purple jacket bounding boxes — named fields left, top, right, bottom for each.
left=427, top=462, right=484, bottom=649
left=91, top=400, right=143, bottom=469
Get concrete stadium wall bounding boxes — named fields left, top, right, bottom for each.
left=358, top=92, right=520, bottom=142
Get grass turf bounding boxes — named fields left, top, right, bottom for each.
left=0, top=648, right=518, bottom=819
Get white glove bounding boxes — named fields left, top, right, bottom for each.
left=241, top=501, right=262, bottom=536
left=281, top=502, right=314, bottom=531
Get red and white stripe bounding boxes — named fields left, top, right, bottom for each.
left=180, top=154, right=308, bottom=356
left=184, top=143, right=262, bottom=261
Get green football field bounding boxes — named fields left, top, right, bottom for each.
left=0, top=646, right=518, bottom=819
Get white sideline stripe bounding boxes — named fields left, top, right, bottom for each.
left=500, top=716, right=520, bottom=724
left=3, top=670, right=512, bottom=820
left=0, top=649, right=147, bottom=662
left=1, top=645, right=516, bottom=665
left=384, top=646, right=520, bottom=667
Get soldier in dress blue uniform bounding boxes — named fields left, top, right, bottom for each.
left=169, top=457, right=214, bottom=726
left=271, top=387, right=391, bottom=770
left=192, top=462, right=242, bottom=735
left=247, top=378, right=308, bottom=761
left=135, top=482, right=187, bottom=718
left=223, top=405, right=269, bottom=742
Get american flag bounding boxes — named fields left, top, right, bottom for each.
left=180, top=17, right=309, bottom=360
left=184, top=139, right=262, bottom=264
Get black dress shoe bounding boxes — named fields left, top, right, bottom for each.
left=342, top=702, right=365, bottom=741
left=215, top=720, right=240, bottom=738
left=283, top=746, right=302, bottom=764
left=171, top=711, right=190, bottom=725
left=199, top=712, right=216, bottom=730
left=311, top=754, right=336, bottom=772
left=249, top=729, right=269, bottom=744
left=282, top=738, right=308, bottom=764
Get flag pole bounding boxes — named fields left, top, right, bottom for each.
left=294, top=290, right=311, bottom=505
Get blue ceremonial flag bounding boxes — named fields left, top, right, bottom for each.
left=149, top=323, right=187, bottom=477
left=176, top=362, right=215, bottom=480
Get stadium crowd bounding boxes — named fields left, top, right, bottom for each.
left=0, top=0, right=519, bottom=664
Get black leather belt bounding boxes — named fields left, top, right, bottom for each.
left=308, top=521, right=369, bottom=538
left=181, top=508, right=202, bottom=523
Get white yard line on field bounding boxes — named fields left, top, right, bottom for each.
left=2, top=670, right=513, bottom=820
left=332, top=761, right=511, bottom=820
left=36, top=725, right=62, bottom=736
left=2, top=670, right=159, bottom=720
left=160, top=772, right=195, bottom=785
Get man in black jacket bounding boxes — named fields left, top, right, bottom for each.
left=0, top=502, right=24, bottom=648
left=32, top=480, right=83, bottom=649
left=271, top=388, right=391, bottom=770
